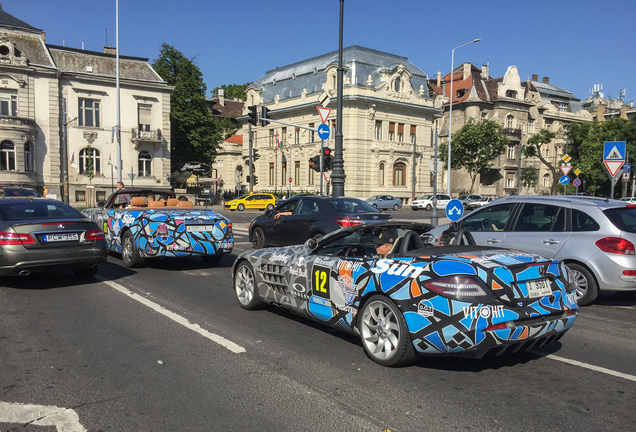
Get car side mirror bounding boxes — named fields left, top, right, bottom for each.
left=305, top=238, right=318, bottom=251
left=265, top=209, right=273, bottom=216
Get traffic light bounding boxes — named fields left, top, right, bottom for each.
left=246, top=175, right=251, bottom=183
left=309, top=155, right=321, bottom=172
left=252, top=149, right=260, bottom=162
left=322, top=147, right=333, bottom=171
left=259, top=106, right=270, bottom=127
left=253, top=176, right=258, bottom=185
left=247, top=105, right=258, bottom=126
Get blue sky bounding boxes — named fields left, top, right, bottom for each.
left=5, top=0, right=635, bottom=103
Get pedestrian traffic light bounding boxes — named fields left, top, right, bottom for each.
left=253, top=176, right=258, bottom=185
left=259, top=106, right=270, bottom=127
left=246, top=175, right=251, bottom=183
left=322, top=147, right=333, bottom=171
left=252, top=149, right=260, bottom=162
left=247, top=105, right=258, bottom=126
left=309, top=155, right=321, bottom=172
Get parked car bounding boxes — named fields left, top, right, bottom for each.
left=0, top=198, right=107, bottom=277
left=457, top=194, right=482, bottom=209
left=466, top=196, right=495, bottom=209
left=366, top=195, right=402, bottom=210
left=428, top=195, right=636, bottom=305
left=248, top=196, right=393, bottom=248
left=82, top=189, right=233, bottom=268
left=411, top=194, right=452, bottom=211
left=0, top=186, right=41, bottom=198
left=232, top=221, right=578, bottom=367
left=224, top=193, right=277, bottom=211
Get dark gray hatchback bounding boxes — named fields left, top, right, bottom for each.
left=0, top=198, right=108, bottom=277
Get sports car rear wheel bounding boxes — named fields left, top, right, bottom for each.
left=122, top=231, right=145, bottom=268
left=234, top=261, right=264, bottom=310
left=252, top=227, right=266, bottom=248
left=358, top=295, right=416, bottom=367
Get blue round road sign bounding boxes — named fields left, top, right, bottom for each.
left=559, top=175, right=570, bottom=185
left=445, top=199, right=464, bottom=221
left=573, top=178, right=581, bottom=187
left=317, top=123, right=330, bottom=140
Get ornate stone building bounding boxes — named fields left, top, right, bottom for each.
left=431, top=63, right=593, bottom=196
left=0, top=5, right=172, bottom=205
left=214, top=46, right=440, bottom=202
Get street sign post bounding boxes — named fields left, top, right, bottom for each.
left=559, top=175, right=570, bottom=186
left=604, top=141, right=626, bottom=198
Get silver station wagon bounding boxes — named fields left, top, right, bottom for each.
left=428, top=195, right=636, bottom=305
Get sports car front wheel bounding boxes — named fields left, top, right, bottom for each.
left=234, top=261, right=264, bottom=310
left=358, top=295, right=416, bottom=367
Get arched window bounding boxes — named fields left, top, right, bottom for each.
left=379, top=163, right=385, bottom=186
left=393, top=162, right=406, bottom=186
left=506, top=115, right=514, bottom=129
left=138, top=151, right=152, bottom=177
left=543, top=174, right=550, bottom=187
left=79, top=147, right=101, bottom=176
left=24, top=142, right=33, bottom=172
left=0, top=140, right=16, bottom=171
left=393, top=78, right=400, bottom=92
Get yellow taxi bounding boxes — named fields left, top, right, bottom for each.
left=224, top=193, right=277, bottom=211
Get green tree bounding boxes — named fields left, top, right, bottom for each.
left=521, top=166, right=538, bottom=194
left=211, top=83, right=250, bottom=101
left=522, top=129, right=558, bottom=194
left=440, top=119, right=509, bottom=193
left=152, top=44, right=221, bottom=172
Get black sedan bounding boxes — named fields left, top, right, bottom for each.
left=0, top=198, right=108, bottom=277
left=248, top=196, right=393, bottom=248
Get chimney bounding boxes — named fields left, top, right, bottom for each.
left=543, top=76, right=550, bottom=84
left=532, top=74, right=538, bottom=81
left=218, top=89, right=225, bottom=107
left=481, top=64, right=489, bottom=79
left=463, top=62, right=471, bottom=81
left=620, top=104, right=628, bottom=119
left=597, top=103, right=606, bottom=122
left=103, top=46, right=116, bottom=55
left=437, top=71, right=441, bottom=87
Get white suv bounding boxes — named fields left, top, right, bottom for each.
left=411, top=194, right=452, bottom=211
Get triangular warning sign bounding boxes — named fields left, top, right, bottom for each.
left=317, top=106, right=332, bottom=124
left=607, top=146, right=623, bottom=160
left=605, top=160, right=625, bottom=177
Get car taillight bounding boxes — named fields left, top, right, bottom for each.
left=227, top=222, right=233, bottom=234
left=0, top=232, right=35, bottom=245
left=336, top=218, right=364, bottom=227
left=595, top=237, right=635, bottom=255
left=423, top=275, right=492, bottom=302
left=86, top=228, right=105, bottom=241
left=623, top=270, right=636, bottom=276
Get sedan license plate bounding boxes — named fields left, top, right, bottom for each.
left=526, top=279, right=552, bottom=298
left=43, top=233, right=79, bottom=243
left=186, top=225, right=214, bottom=232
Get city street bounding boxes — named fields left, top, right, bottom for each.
left=1, top=208, right=635, bottom=431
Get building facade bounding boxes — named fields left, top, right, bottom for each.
left=431, top=64, right=593, bottom=196
left=214, top=46, right=441, bottom=202
left=0, top=5, right=172, bottom=205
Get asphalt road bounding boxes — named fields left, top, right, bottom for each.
left=1, top=207, right=635, bottom=431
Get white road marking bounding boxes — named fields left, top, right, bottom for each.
left=95, top=276, right=246, bottom=354
left=0, top=402, right=86, bottom=431
left=531, top=350, right=636, bottom=382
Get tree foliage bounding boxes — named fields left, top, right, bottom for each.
left=152, top=44, right=222, bottom=171
left=522, top=129, right=558, bottom=194
left=440, top=119, right=509, bottom=193
left=521, top=166, right=538, bottom=194
left=211, top=83, right=250, bottom=101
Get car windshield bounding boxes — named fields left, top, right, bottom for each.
left=327, top=198, right=380, bottom=213
left=236, top=195, right=249, bottom=200
left=0, top=201, right=84, bottom=221
left=1, top=188, right=40, bottom=197
left=603, top=207, right=636, bottom=233
left=367, top=196, right=379, bottom=200
left=418, top=195, right=432, bottom=200
left=458, top=195, right=468, bottom=200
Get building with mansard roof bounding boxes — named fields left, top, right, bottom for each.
left=213, top=46, right=441, bottom=202
left=430, top=63, right=593, bottom=196
left=0, top=3, right=172, bottom=205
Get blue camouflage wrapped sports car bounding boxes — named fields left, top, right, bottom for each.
left=232, top=221, right=578, bottom=366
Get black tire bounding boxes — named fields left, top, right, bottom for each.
left=566, top=263, right=598, bottom=306
left=266, top=204, right=274, bottom=211
left=122, top=231, right=145, bottom=268
left=73, top=267, right=99, bottom=278
left=252, top=227, right=266, bottom=248
left=372, top=204, right=378, bottom=209
left=358, top=295, right=416, bottom=367
left=425, top=204, right=432, bottom=211
left=201, top=254, right=223, bottom=265
left=237, top=203, right=245, bottom=211
left=312, top=232, right=324, bottom=240
left=392, top=204, right=399, bottom=211
left=412, top=207, right=418, bottom=211
left=234, top=261, right=264, bottom=310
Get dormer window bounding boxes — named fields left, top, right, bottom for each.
left=456, top=89, right=467, bottom=98
left=506, top=90, right=517, bottom=98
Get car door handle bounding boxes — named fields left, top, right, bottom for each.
left=486, top=238, right=501, bottom=244
left=543, top=239, right=560, bottom=245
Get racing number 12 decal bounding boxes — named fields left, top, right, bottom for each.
left=312, top=265, right=330, bottom=299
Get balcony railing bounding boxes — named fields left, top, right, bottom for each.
left=132, top=127, right=162, bottom=141
left=502, top=128, right=522, bottom=138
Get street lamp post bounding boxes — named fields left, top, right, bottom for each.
left=447, top=38, right=481, bottom=196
